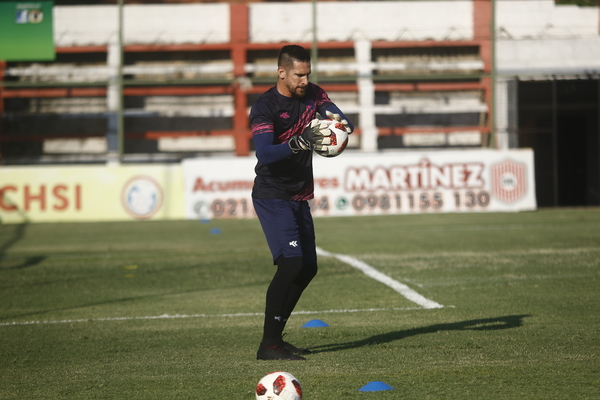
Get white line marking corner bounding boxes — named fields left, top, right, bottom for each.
left=316, top=246, right=444, bottom=309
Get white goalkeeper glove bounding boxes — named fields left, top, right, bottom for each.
left=288, top=134, right=312, bottom=152
left=326, top=110, right=352, bottom=134
left=289, top=119, right=333, bottom=153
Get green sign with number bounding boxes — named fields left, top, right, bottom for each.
left=0, top=1, right=55, bottom=61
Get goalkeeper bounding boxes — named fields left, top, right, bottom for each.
left=250, top=44, right=353, bottom=361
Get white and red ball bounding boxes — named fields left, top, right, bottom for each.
left=315, top=121, right=349, bottom=158
left=255, top=371, right=303, bottom=400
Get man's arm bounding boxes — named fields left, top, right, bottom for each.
left=252, top=123, right=294, bottom=165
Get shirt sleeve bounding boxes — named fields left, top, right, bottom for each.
left=250, top=100, right=294, bottom=165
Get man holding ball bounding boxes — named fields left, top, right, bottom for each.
left=250, top=44, right=354, bottom=360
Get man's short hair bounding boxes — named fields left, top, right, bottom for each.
left=277, top=45, right=311, bottom=70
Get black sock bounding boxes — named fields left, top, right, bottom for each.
left=261, top=257, right=317, bottom=346
left=281, top=262, right=318, bottom=324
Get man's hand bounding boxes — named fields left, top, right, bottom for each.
left=289, top=119, right=330, bottom=153
left=326, top=110, right=352, bottom=134
left=288, top=134, right=312, bottom=153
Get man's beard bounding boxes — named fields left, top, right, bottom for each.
left=290, top=85, right=306, bottom=99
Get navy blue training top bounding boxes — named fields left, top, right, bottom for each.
left=250, top=83, right=337, bottom=201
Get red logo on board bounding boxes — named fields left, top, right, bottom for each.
left=491, top=159, right=527, bottom=204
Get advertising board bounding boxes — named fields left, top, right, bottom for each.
left=183, top=149, right=536, bottom=220
left=0, top=150, right=535, bottom=224
left=0, top=165, right=184, bottom=224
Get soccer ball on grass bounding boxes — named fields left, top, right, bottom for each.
left=255, top=371, right=303, bottom=400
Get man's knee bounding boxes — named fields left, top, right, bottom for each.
left=299, top=262, right=317, bottom=286
left=275, top=256, right=317, bottom=287
left=275, top=255, right=304, bottom=277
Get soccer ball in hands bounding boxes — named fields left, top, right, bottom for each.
left=309, top=119, right=349, bottom=158
left=255, top=371, right=303, bottom=400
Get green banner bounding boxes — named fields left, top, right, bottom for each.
left=0, top=1, right=55, bottom=61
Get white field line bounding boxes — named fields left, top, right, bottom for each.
left=317, top=247, right=444, bottom=309
left=1, top=248, right=445, bottom=327
left=0, top=307, right=428, bottom=327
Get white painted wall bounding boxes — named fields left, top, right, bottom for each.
left=497, top=37, right=600, bottom=75
left=54, top=2, right=476, bottom=46
left=54, top=4, right=230, bottom=46
left=249, top=1, right=474, bottom=43
left=496, top=0, right=600, bottom=75
left=496, top=0, right=598, bottom=39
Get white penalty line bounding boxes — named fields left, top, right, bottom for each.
left=317, top=247, right=444, bottom=309
left=0, top=307, right=430, bottom=327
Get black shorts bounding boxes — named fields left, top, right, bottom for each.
left=253, top=198, right=317, bottom=265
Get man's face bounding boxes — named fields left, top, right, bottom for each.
left=278, top=60, right=311, bottom=98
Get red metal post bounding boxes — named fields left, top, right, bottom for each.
left=230, top=3, right=251, bottom=156
left=473, top=0, right=493, bottom=139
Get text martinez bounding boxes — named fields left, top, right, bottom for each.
left=345, top=159, right=485, bottom=191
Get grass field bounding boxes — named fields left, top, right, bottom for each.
left=1, top=209, right=599, bottom=399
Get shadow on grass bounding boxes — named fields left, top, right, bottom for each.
left=0, top=286, right=212, bottom=322
left=0, top=221, right=46, bottom=270
left=309, top=314, right=531, bottom=354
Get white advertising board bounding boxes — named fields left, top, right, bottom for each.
left=183, top=149, right=536, bottom=220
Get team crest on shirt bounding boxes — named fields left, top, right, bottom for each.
left=280, top=112, right=290, bottom=119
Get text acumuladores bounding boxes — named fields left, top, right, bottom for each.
left=193, top=178, right=253, bottom=192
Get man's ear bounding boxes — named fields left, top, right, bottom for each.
left=277, top=66, right=286, bottom=80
